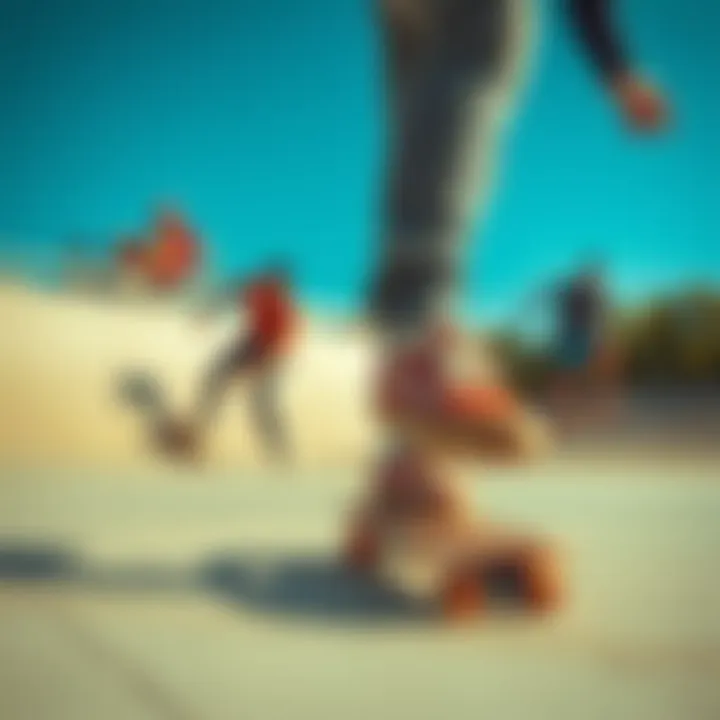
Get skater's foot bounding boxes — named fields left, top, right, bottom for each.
left=376, top=328, right=552, bottom=461
left=154, top=419, right=202, bottom=463
left=343, top=516, right=380, bottom=573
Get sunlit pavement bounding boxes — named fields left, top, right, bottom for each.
left=1, top=456, right=719, bottom=720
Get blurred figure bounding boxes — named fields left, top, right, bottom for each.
left=116, top=208, right=202, bottom=294
left=350, top=0, right=670, bottom=597
left=193, top=265, right=298, bottom=460
left=544, top=262, right=623, bottom=432
left=119, top=264, right=298, bottom=463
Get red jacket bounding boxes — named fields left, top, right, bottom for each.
left=243, top=279, right=297, bottom=354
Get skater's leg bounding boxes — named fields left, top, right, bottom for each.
left=599, top=341, right=625, bottom=427
left=195, top=337, right=258, bottom=431
left=371, top=0, right=532, bottom=336
left=377, top=0, right=435, bottom=142
left=552, top=325, right=615, bottom=434
left=369, top=0, right=550, bottom=460
left=250, top=365, right=290, bottom=460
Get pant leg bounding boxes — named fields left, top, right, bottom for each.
left=376, top=0, right=436, bottom=136
left=195, top=336, right=259, bottom=428
left=250, top=365, right=289, bottom=460
left=370, top=0, right=533, bottom=335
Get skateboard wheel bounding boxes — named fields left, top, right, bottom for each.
left=441, top=572, right=484, bottom=621
left=520, top=545, right=563, bottom=613
left=343, top=524, right=380, bottom=573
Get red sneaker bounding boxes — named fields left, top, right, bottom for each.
left=376, top=329, right=552, bottom=460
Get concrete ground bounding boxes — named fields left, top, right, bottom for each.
left=1, top=454, right=719, bottom=720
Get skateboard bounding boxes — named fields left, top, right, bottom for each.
left=344, top=519, right=562, bottom=620
left=117, top=371, right=200, bottom=461
left=341, top=449, right=562, bottom=621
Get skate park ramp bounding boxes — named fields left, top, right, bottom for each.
left=0, top=283, right=379, bottom=470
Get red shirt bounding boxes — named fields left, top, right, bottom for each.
left=243, top=279, right=296, bottom=353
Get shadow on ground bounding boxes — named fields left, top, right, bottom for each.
left=0, top=541, right=423, bottom=626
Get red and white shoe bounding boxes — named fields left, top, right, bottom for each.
left=343, top=447, right=473, bottom=589
left=376, top=327, right=552, bottom=460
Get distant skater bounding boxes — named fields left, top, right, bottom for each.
left=192, top=266, right=299, bottom=459
left=531, top=262, right=622, bottom=432
left=117, top=208, right=202, bottom=295
left=118, top=262, right=298, bottom=463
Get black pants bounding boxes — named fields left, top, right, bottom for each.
left=197, top=335, right=288, bottom=459
left=370, top=0, right=530, bottom=334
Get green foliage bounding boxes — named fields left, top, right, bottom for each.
left=492, top=288, right=720, bottom=390
left=621, top=290, right=720, bottom=386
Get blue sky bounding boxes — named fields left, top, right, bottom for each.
left=0, top=0, right=717, bottom=321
